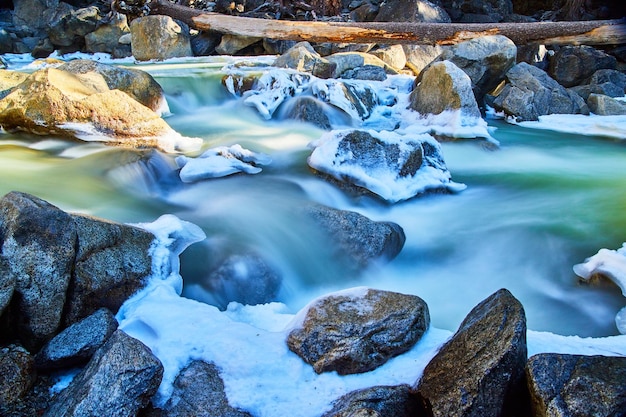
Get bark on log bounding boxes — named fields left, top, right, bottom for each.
left=138, top=0, right=626, bottom=46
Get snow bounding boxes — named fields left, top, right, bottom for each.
left=175, top=144, right=272, bottom=183
left=515, top=113, right=626, bottom=140
left=109, top=216, right=626, bottom=416
left=573, top=243, right=626, bottom=334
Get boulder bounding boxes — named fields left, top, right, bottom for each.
left=412, top=289, right=528, bottom=417
left=0, top=257, right=14, bottom=318
left=308, top=129, right=465, bottom=203
left=440, top=0, right=513, bottom=22
left=287, top=288, right=430, bottom=375
left=301, top=203, right=405, bottom=269
left=57, top=59, right=167, bottom=114
left=489, top=62, right=589, bottom=122
left=408, top=60, right=481, bottom=120
left=414, top=0, right=451, bottom=22
left=526, top=353, right=626, bottom=417
left=274, top=42, right=336, bottom=79
left=0, top=345, right=34, bottom=407
left=84, top=13, right=130, bottom=56
left=549, top=45, right=617, bottom=88
left=48, top=5, right=100, bottom=49
left=432, top=35, right=517, bottom=104
left=216, top=34, right=261, bottom=55
left=43, top=330, right=163, bottom=417
left=369, top=45, right=407, bottom=72
left=145, top=360, right=252, bottom=417
left=341, top=65, right=388, bottom=81
left=280, top=96, right=332, bottom=129
left=12, top=0, right=59, bottom=33
left=327, top=52, right=396, bottom=77
left=0, top=191, right=77, bottom=350
left=35, top=308, right=118, bottom=371
left=0, top=67, right=200, bottom=152
left=64, top=213, right=154, bottom=326
left=311, top=79, right=378, bottom=121
left=403, top=44, right=444, bottom=75
left=130, top=15, right=193, bottom=61
left=322, top=385, right=417, bottom=417
left=587, top=93, right=626, bottom=116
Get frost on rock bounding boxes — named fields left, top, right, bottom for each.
left=240, top=70, right=311, bottom=119
left=175, top=144, right=272, bottom=183
left=308, top=129, right=465, bottom=203
left=573, top=243, right=626, bottom=334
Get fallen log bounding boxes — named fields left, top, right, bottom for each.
left=132, top=0, right=626, bottom=46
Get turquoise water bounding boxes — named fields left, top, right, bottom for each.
left=1, top=60, right=624, bottom=337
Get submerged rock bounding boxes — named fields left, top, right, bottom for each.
left=43, top=330, right=163, bottom=417
left=322, top=384, right=418, bottom=417
left=287, top=287, right=430, bottom=375
left=412, top=288, right=528, bottom=417
left=526, top=353, right=626, bottom=417
left=308, top=129, right=465, bottom=203
left=145, top=360, right=252, bottom=417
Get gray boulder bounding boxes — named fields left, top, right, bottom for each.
left=130, top=15, right=193, bottom=61
left=409, top=60, right=481, bottom=120
left=64, top=213, right=154, bottom=326
left=35, top=308, right=118, bottom=371
left=301, top=203, right=405, bottom=269
left=43, top=330, right=163, bottom=417
left=526, top=353, right=626, bottom=417
left=412, top=288, right=528, bottom=417
left=0, top=257, right=14, bottom=318
left=146, top=360, right=252, bottom=417
left=341, top=65, right=388, bottom=81
left=12, top=0, right=59, bottom=33
left=440, top=0, right=513, bottom=22
left=274, top=42, right=336, bottom=79
left=48, top=5, right=100, bottom=48
left=0, top=191, right=77, bottom=350
left=375, top=0, right=450, bottom=22
left=280, top=96, right=332, bottom=129
left=433, top=35, right=517, bottom=104
left=0, top=344, right=34, bottom=407
left=322, top=385, right=417, bottom=417
left=490, top=62, right=589, bottom=122
left=312, top=79, right=378, bottom=121
left=587, top=93, right=626, bottom=116
left=287, top=288, right=430, bottom=375
left=403, top=44, right=444, bottom=75
left=549, top=45, right=617, bottom=88
left=85, top=13, right=130, bottom=56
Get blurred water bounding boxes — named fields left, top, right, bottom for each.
left=1, top=60, right=625, bottom=337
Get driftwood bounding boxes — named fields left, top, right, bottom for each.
left=130, top=0, right=626, bottom=46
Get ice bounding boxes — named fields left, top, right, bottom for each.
left=516, top=113, right=626, bottom=140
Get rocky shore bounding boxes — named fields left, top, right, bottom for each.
left=0, top=0, right=625, bottom=415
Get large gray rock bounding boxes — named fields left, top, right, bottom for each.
left=549, top=45, right=617, bottom=88
left=403, top=44, right=444, bottom=75
left=64, top=213, right=154, bottom=326
left=0, top=345, right=34, bottom=407
left=0, top=257, right=14, bottom=318
left=322, top=385, right=417, bottom=417
left=84, top=13, right=130, bottom=56
left=48, top=5, right=101, bottom=48
left=0, top=191, right=76, bottom=350
left=369, top=45, right=407, bottom=72
left=440, top=0, right=513, bottom=22
left=434, top=35, right=516, bottom=104
left=12, top=0, right=60, bottom=33
left=146, top=360, right=252, bottom=417
left=280, top=96, right=332, bottom=129
left=490, top=62, right=589, bottom=122
left=409, top=60, right=481, bottom=119
left=374, top=0, right=450, bottom=22
left=412, top=288, right=528, bottom=417
left=130, top=15, right=193, bottom=61
left=35, top=308, right=118, bottom=371
left=587, top=93, right=626, bottom=116
left=43, top=330, right=163, bottom=417
left=274, top=42, right=337, bottom=79
left=311, top=79, right=378, bottom=121
left=526, top=353, right=626, bottom=417
left=301, top=203, right=405, bottom=269
left=287, top=288, right=430, bottom=375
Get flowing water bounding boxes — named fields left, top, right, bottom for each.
left=1, top=58, right=625, bottom=338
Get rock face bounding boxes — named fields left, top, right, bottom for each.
left=0, top=191, right=77, bottom=350
left=64, top=213, right=154, bottom=326
left=308, top=129, right=465, bottom=203
left=526, top=353, right=626, bottom=417
left=43, top=330, right=163, bottom=417
left=549, top=45, right=617, bottom=88
left=322, top=385, right=418, bottom=417
left=130, top=15, right=193, bottom=61
left=0, top=344, right=34, bottom=407
left=35, top=308, right=118, bottom=371
left=287, top=288, right=430, bottom=375
left=301, top=203, right=406, bottom=269
left=409, top=60, right=481, bottom=120
left=0, top=191, right=155, bottom=351
left=0, top=66, right=199, bottom=152
left=489, top=62, right=589, bottom=121
left=146, top=360, right=252, bottom=417
left=433, top=35, right=517, bottom=104
left=412, top=288, right=528, bottom=417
